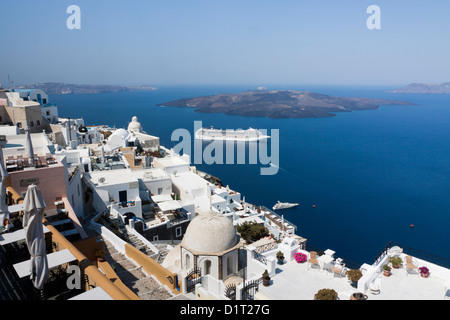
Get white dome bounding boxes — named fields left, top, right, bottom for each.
left=110, top=128, right=129, bottom=139
left=182, top=212, right=239, bottom=254
left=128, top=116, right=142, bottom=132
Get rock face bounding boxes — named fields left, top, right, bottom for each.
left=389, top=82, right=450, bottom=94
left=157, top=90, right=413, bottom=119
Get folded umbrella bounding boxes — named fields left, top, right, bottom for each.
left=22, top=184, right=48, bottom=290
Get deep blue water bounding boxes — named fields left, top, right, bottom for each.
left=51, top=85, right=450, bottom=265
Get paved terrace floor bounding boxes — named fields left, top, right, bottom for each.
left=257, top=259, right=448, bottom=300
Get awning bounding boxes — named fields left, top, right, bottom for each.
left=152, top=194, right=173, bottom=203
left=157, top=200, right=182, bottom=212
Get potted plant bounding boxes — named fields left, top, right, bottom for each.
left=294, top=252, right=307, bottom=263
left=383, top=264, right=391, bottom=277
left=314, top=288, right=338, bottom=300
left=95, top=249, right=106, bottom=262
left=419, top=266, right=430, bottom=278
left=390, top=256, right=403, bottom=269
left=346, top=269, right=363, bottom=287
left=350, top=292, right=368, bottom=300
left=276, top=251, right=285, bottom=265
left=262, top=270, right=271, bottom=286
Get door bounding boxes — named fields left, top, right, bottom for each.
left=119, top=190, right=127, bottom=203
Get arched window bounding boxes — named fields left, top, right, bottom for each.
left=185, top=254, right=191, bottom=270
left=204, top=259, right=211, bottom=275
left=227, top=256, right=234, bottom=275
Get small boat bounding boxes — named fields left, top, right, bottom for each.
left=272, top=201, right=299, bottom=210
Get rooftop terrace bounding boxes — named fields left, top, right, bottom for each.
left=256, top=256, right=449, bottom=300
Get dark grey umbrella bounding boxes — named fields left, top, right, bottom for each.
left=22, top=184, right=48, bottom=290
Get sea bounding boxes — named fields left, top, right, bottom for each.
left=50, top=85, right=450, bottom=266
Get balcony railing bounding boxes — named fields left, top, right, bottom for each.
left=373, top=241, right=450, bottom=270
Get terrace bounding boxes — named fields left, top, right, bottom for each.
left=252, top=243, right=450, bottom=300
left=257, top=255, right=449, bottom=300
left=5, top=153, right=59, bottom=172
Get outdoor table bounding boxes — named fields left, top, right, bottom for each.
left=8, top=203, right=24, bottom=213
left=69, top=287, right=113, bottom=300
left=0, top=226, right=50, bottom=246
left=13, top=248, right=77, bottom=278
left=318, top=254, right=334, bottom=272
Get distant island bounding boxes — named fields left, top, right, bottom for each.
left=11, top=82, right=158, bottom=95
left=389, top=82, right=450, bottom=94
left=157, top=90, right=413, bottom=119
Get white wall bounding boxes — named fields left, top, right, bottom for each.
left=144, top=178, right=172, bottom=196
left=65, top=166, right=85, bottom=218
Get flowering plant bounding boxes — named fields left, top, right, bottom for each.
left=419, top=267, right=429, bottom=275
left=294, top=252, right=307, bottom=263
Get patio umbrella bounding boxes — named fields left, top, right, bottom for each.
left=22, top=184, right=48, bottom=290
left=25, top=127, right=35, bottom=167
left=0, top=146, right=13, bottom=232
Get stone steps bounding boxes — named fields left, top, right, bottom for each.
left=100, top=238, right=174, bottom=300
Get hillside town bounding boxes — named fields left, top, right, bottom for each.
left=0, top=87, right=449, bottom=301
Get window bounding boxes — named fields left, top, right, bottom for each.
left=157, top=187, right=163, bottom=195
left=17, top=122, right=22, bottom=128
left=204, top=260, right=211, bottom=275
left=185, top=254, right=191, bottom=269
left=46, top=111, right=50, bottom=116
left=42, top=99, right=47, bottom=105
left=36, top=120, right=40, bottom=126
left=176, top=226, right=182, bottom=237
left=30, top=121, right=34, bottom=127
left=152, top=235, right=159, bottom=241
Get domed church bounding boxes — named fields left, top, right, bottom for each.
left=179, top=211, right=243, bottom=280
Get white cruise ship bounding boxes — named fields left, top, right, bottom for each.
left=195, top=127, right=270, bottom=141
left=273, top=201, right=299, bottom=210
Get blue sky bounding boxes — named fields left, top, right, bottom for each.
left=1, top=0, right=450, bottom=86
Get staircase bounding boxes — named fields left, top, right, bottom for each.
left=100, top=237, right=175, bottom=300
left=117, top=224, right=160, bottom=260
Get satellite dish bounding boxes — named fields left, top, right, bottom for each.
left=98, top=177, right=105, bottom=183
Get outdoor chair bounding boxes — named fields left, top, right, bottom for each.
left=405, top=255, right=419, bottom=276
left=308, top=251, right=320, bottom=270
left=330, top=263, right=346, bottom=278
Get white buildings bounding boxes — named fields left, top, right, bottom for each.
left=131, top=167, right=172, bottom=196
left=0, top=90, right=47, bottom=133
left=15, top=88, right=49, bottom=105
left=105, top=116, right=159, bottom=152
left=86, top=168, right=142, bottom=220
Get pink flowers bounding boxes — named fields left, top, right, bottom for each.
left=419, top=266, right=430, bottom=275
left=294, top=252, right=307, bottom=263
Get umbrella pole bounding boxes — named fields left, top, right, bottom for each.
left=39, top=288, right=46, bottom=300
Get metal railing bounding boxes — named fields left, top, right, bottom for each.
left=373, top=241, right=450, bottom=269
